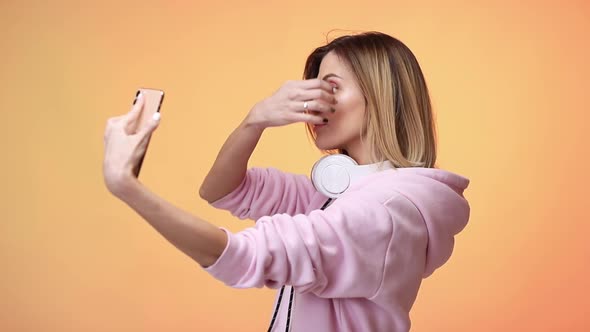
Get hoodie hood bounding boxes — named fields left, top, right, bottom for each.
left=390, top=167, right=471, bottom=278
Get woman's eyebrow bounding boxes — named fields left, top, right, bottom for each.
left=322, top=73, right=342, bottom=81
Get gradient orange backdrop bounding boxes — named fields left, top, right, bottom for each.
left=1, top=0, right=588, bottom=331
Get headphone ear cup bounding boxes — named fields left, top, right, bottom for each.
left=311, top=154, right=358, bottom=198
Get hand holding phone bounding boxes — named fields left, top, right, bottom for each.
left=131, top=88, right=165, bottom=177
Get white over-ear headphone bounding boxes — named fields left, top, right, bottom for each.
left=310, top=154, right=394, bottom=198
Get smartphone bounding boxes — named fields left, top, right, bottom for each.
left=131, top=88, right=165, bottom=177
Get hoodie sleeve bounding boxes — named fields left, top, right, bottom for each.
left=204, top=192, right=404, bottom=299
left=208, top=167, right=317, bottom=220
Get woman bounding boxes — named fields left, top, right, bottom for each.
left=103, top=31, right=471, bottom=331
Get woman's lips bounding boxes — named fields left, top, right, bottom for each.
left=313, top=124, right=327, bottom=132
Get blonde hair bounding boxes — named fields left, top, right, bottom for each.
left=303, top=31, right=437, bottom=168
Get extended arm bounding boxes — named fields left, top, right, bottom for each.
left=118, top=178, right=227, bottom=268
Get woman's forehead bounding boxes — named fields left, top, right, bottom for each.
left=318, top=52, right=352, bottom=80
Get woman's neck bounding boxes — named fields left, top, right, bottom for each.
left=343, top=139, right=372, bottom=165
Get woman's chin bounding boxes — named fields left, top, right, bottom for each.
left=314, top=139, right=339, bottom=151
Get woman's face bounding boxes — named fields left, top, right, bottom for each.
left=313, top=51, right=366, bottom=160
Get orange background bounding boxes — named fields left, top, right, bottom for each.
left=1, top=0, right=588, bottom=331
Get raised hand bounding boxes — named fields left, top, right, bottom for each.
left=246, top=78, right=337, bottom=129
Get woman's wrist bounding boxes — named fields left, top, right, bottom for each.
left=112, top=174, right=142, bottom=203
left=243, top=104, right=267, bottom=132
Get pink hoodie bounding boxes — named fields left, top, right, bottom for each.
left=204, top=166, right=470, bottom=331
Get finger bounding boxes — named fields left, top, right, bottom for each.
left=292, top=112, right=328, bottom=125
left=137, top=111, right=161, bottom=137
left=292, top=99, right=335, bottom=114
left=300, top=78, right=334, bottom=93
left=124, top=92, right=145, bottom=126
left=296, top=89, right=336, bottom=105
left=107, top=115, right=124, bottom=126
left=104, top=116, right=123, bottom=142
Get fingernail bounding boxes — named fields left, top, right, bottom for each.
left=152, top=112, right=160, bottom=122
left=323, top=118, right=328, bottom=123
left=133, top=92, right=142, bottom=105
